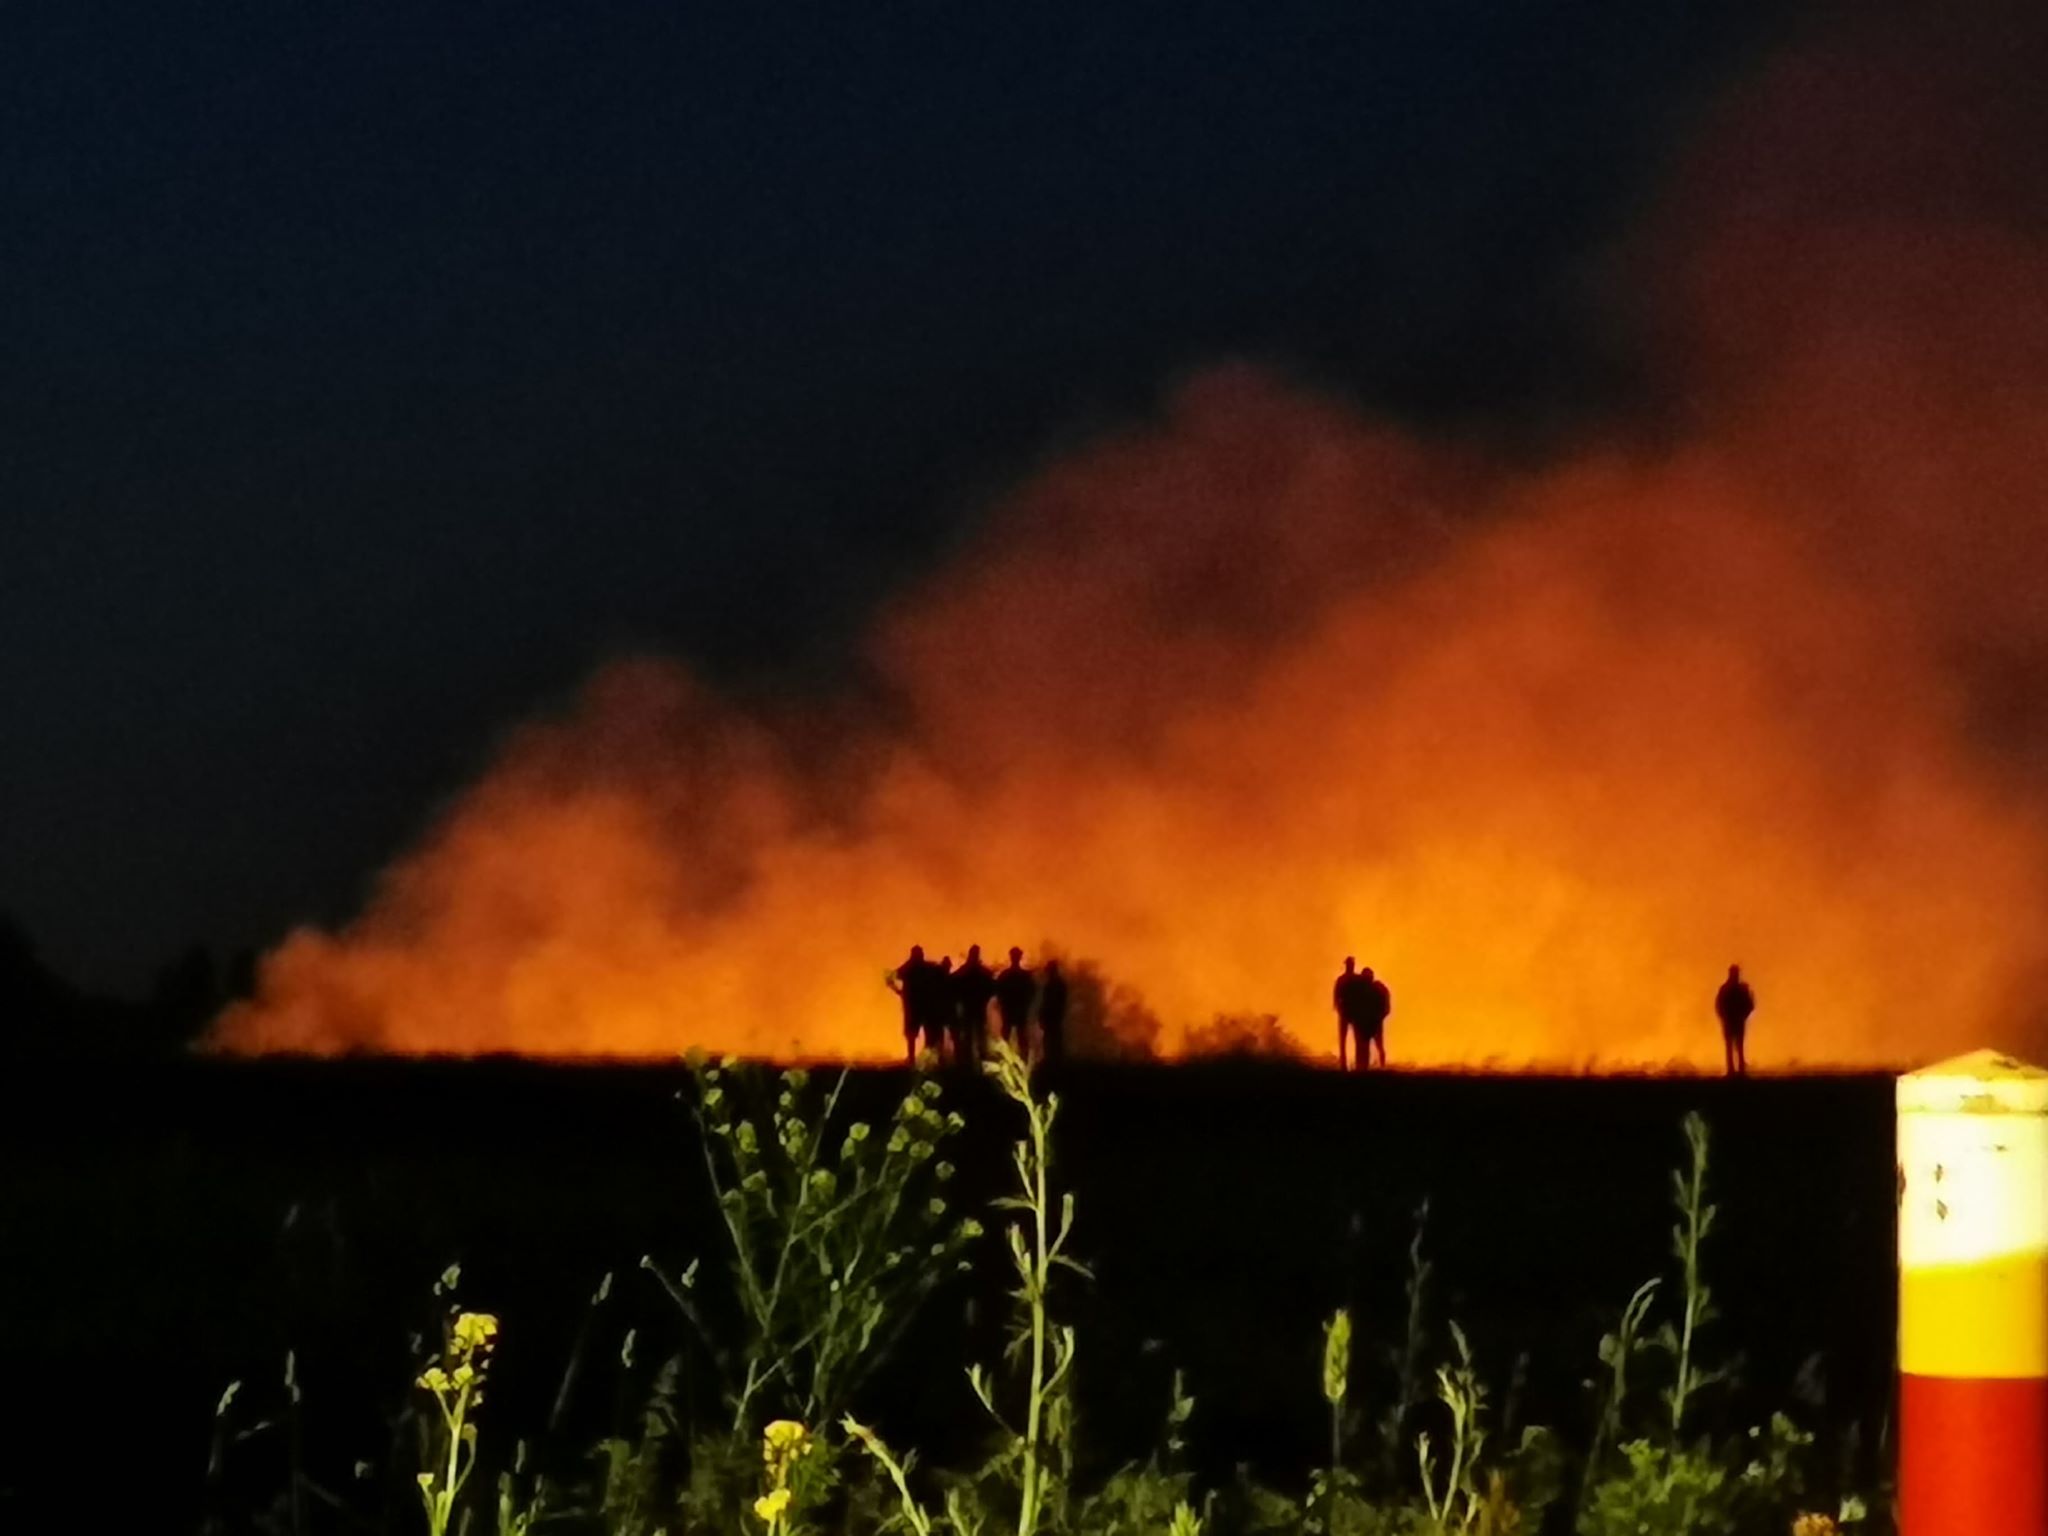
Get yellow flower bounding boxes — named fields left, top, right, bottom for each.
left=452, top=1362, right=476, bottom=1387
left=762, top=1419, right=809, bottom=1459
left=452, top=1312, right=499, bottom=1351
left=754, top=1488, right=793, bottom=1523
left=1791, top=1518, right=1839, bottom=1536
left=1321, top=1309, right=1352, bottom=1407
left=416, top=1366, right=450, bottom=1393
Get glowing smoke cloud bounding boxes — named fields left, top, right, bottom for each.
left=215, top=3, right=2048, bottom=1066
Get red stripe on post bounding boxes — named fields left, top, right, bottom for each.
left=1899, top=1373, right=2048, bottom=1534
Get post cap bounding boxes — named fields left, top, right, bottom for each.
left=1898, top=1049, right=2048, bottom=1116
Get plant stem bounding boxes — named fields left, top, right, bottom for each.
left=729, top=1071, right=848, bottom=1434
left=1671, top=1114, right=1709, bottom=1440
left=1019, top=1082, right=1051, bottom=1536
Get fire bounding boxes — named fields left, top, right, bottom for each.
left=211, top=4, right=2048, bottom=1068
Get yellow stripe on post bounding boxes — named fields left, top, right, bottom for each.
left=1899, top=1252, right=2048, bottom=1378
left=1897, top=1050, right=2048, bottom=1534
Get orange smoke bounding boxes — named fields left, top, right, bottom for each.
left=213, top=4, right=2048, bottom=1067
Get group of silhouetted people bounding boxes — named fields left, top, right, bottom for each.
left=887, top=943, right=1759, bottom=1074
left=1331, top=957, right=1392, bottom=1071
left=888, top=944, right=1067, bottom=1067
left=1330, top=959, right=1759, bottom=1075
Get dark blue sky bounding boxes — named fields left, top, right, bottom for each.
left=0, top=2, right=1784, bottom=991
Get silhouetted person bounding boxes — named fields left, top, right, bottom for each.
left=929, top=957, right=955, bottom=1059
left=1716, top=964, right=1754, bottom=1077
left=1333, top=956, right=1368, bottom=1072
left=952, top=944, right=996, bottom=1066
left=995, top=946, right=1035, bottom=1047
left=1357, top=966, right=1391, bottom=1069
left=1037, top=959, right=1068, bottom=1063
left=886, top=945, right=931, bottom=1065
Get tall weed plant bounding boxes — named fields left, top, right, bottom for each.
left=206, top=1068, right=1878, bottom=1536
left=1575, top=1113, right=1866, bottom=1536
left=654, top=1057, right=981, bottom=1437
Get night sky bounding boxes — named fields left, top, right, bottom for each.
left=2, top=3, right=1787, bottom=993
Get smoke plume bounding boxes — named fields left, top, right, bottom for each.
left=215, top=3, right=2048, bottom=1067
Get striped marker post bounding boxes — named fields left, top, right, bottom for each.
left=1897, top=1049, right=2048, bottom=1534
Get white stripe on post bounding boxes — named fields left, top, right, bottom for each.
left=1896, top=1049, right=2048, bottom=1534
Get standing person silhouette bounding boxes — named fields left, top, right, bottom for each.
left=886, top=945, right=930, bottom=1065
left=952, top=944, right=997, bottom=1067
left=994, top=946, right=1035, bottom=1049
left=1332, top=956, right=1367, bottom=1072
left=1037, top=959, right=1068, bottom=1064
left=1358, top=966, right=1391, bottom=1069
left=1715, top=964, right=1754, bottom=1077
left=926, top=957, right=955, bottom=1061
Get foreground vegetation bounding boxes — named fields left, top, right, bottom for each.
left=204, top=1047, right=1884, bottom=1536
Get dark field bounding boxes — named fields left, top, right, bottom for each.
left=0, top=1060, right=1897, bottom=1527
